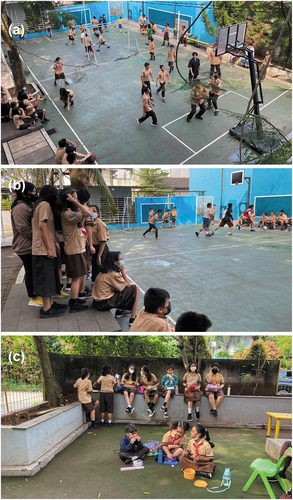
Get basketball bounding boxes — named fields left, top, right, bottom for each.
left=236, top=182, right=238, bottom=185
left=263, top=226, right=268, bottom=230
left=125, top=30, right=128, bottom=33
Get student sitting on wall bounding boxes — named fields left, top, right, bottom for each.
left=129, top=287, right=174, bottom=332
left=205, top=362, right=224, bottom=418
left=73, top=367, right=101, bottom=430
left=121, top=364, right=139, bottom=414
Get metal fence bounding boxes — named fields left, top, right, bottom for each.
left=1, top=363, right=45, bottom=415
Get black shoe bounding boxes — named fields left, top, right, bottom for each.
left=125, top=407, right=131, bottom=413
left=148, top=409, right=155, bottom=417
left=129, top=317, right=136, bottom=326
left=195, top=411, right=200, bottom=420
left=54, top=81, right=57, bottom=86
left=39, top=306, right=65, bottom=318
left=213, top=409, right=218, bottom=417
left=43, top=118, right=50, bottom=122
left=196, top=471, right=212, bottom=479
left=65, top=283, right=71, bottom=291
left=64, top=81, right=70, bottom=84
left=186, top=117, right=191, bottom=122
left=195, top=231, right=199, bottom=237
left=78, top=298, right=86, bottom=304
left=89, top=422, right=102, bottom=430
left=187, top=414, right=192, bottom=421
left=141, top=454, right=146, bottom=460
left=71, top=101, right=74, bottom=106
left=83, top=285, right=92, bottom=294
left=78, top=291, right=92, bottom=299
left=267, top=476, right=279, bottom=483
left=69, top=301, right=89, bottom=313
left=108, top=422, right=113, bottom=427
left=196, top=114, right=203, bottom=120
left=52, top=302, right=67, bottom=310
left=63, top=103, right=67, bottom=108
left=115, top=309, right=132, bottom=318
left=125, top=458, right=132, bottom=464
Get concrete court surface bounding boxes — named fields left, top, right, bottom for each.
left=111, top=224, right=292, bottom=332
left=1, top=426, right=292, bottom=499
left=11, top=23, right=292, bottom=165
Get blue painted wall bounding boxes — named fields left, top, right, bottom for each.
left=189, top=168, right=292, bottom=219
left=135, top=195, right=198, bottom=226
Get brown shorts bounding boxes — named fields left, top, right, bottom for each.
left=162, top=388, right=175, bottom=398
left=184, top=389, right=201, bottom=403
left=144, top=388, right=159, bottom=398
left=205, top=389, right=224, bottom=398
left=123, top=387, right=137, bottom=395
left=65, top=252, right=87, bottom=279
left=55, top=72, right=65, bottom=80
left=99, top=392, right=114, bottom=413
left=92, top=284, right=137, bottom=311
left=82, top=397, right=98, bottom=412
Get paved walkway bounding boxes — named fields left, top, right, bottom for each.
left=1, top=247, right=22, bottom=312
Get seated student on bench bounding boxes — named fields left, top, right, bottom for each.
left=276, top=210, right=288, bottom=230
left=237, top=205, right=255, bottom=231
left=129, top=287, right=174, bottom=332
left=258, top=212, right=269, bottom=229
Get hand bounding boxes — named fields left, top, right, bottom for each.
left=152, top=102, right=155, bottom=107
left=97, top=256, right=102, bottom=266
left=156, top=83, right=158, bottom=87
left=47, top=247, right=55, bottom=259
left=169, top=325, right=175, bottom=332
left=130, top=437, right=137, bottom=444
left=90, top=245, right=96, bottom=255
left=119, top=264, right=125, bottom=271
left=66, top=193, right=75, bottom=203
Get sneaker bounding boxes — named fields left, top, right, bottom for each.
left=125, top=407, right=131, bottom=413
left=213, top=409, right=218, bottom=417
left=115, top=309, right=132, bottom=318
left=83, top=286, right=92, bottom=294
left=195, top=231, right=199, bottom=237
left=54, top=81, right=57, bottom=86
left=195, top=114, right=203, bottom=120
left=214, top=110, right=219, bottom=116
left=195, top=411, right=200, bottom=420
left=86, top=271, right=92, bottom=280
left=89, top=423, right=102, bottom=430
left=197, top=471, right=212, bottom=479
left=129, top=317, right=136, bottom=326
left=160, top=405, right=167, bottom=412
left=53, top=290, right=69, bottom=299
left=148, top=409, right=155, bottom=417
left=250, top=228, right=255, bottom=232
left=62, top=271, right=67, bottom=278
left=78, top=298, right=86, bottom=304
left=186, top=117, right=191, bottom=122
left=28, top=297, right=43, bottom=307
left=108, top=422, right=113, bottom=427
left=156, top=89, right=159, bottom=94
left=65, top=283, right=72, bottom=291
left=136, top=118, right=140, bottom=127
left=211, top=230, right=215, bottom=235
left=238, top=224, right=241, bottom=230
left=78, top=291, right=92, bottom=299
left=39, top=306, right=66, bottom=318
left=151, top=123, right=159, bottom=126
left=43, top=118, right=50, bottom=122
left=162, top=97, right=166, bottom=102
left=69, top=302, right=89, bottom=313
left=268, top=476, right=279, bottom=483
left=205, top=233, right=212, bottom=237
left=129, top=406, right=134, bottom=414
left=52, top=302, right=67, bottom=310
left=65, top=42, right=68, bottom=45
left=125, top=458, right=132, bottom=465
left=227, top=232, right=233, bottom=236
left=187, top=414, right=192, bottom=421
left=210, top=408, right=214, bottom=413
left=146, top=408, right=152, bottom=414
left=163, top=411, right=169, bottom=419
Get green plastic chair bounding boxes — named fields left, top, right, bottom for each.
left=243, top=448, right=292, bottom=499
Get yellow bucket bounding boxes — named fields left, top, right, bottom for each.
left=184, top=468, right=195, bottom=480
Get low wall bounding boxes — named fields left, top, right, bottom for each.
left=1, top=402, right=85, bottom=468
left=48, top=353, right=280, bottom=397
left=92, top=392, right=292, bottom=429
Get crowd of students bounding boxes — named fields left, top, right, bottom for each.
left=1, top=85, right=50, bottom=130
left=11, top=181, right=212, bottom=331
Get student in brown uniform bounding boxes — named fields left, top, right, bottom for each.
left=91, top=16, right=98, bottom=33
left=171, top=206, right=177, bottom=227
left=74, top=367, right=101, bottom=430
left=93, top=364, right=118, bottom=427
left=167, top=45, right=176, bottom=74
left=162, top=23, right=170, bottom=46
left=141, top=62, right=155, bottom=98
left=137, top=86, right=159, bottom=127
left=158, top=421, right=189, bottom=459
left=121, top=364, right=139, bottom=414
left=181, top=26, right=188, bottom=47
left=85, top=204, right=110, bottom=282
left=179, top=424, right=216, bottom=478
left=45, top=18, right=53, bottom=38
left=205, top=362, right=224, bottom=417
left=21, top=97, right=49, bottom=124
left=31, top=186, right=66, bottom=318
left=186, top=80, right=209, bottom=122
left=68, top=18, right=77, bottom=35
left=57, top=189, right=93, bottom=313
left=139, top=365, right=160, bottom=417
left=139, top=14, right=146, bottom=33
left=59, top=88, right=74, bottom=111
left=156, top=65, right=170, bottom=102
left=207, top=73, right=221, bottom=116
left=53, top=57, right=69, bottom=86
left=55, top=138, right=78, bottom=163
left=11, top=107, right=34, bottom=130
left=129, top=287, right=174, bottom=332
left=142, top=208, right=162, bottom=237
left=76, top=188, right=93, bottom=283
left=183, top=362, right=202, bottom=421
left=207, top=44, right=222, bottom=78
left=66, top=28, right=75, bottom=46
left=96, top=32, right=110, bottom=50
left=149, top=37, right=155, bottom=60
left=11, top=182, right=42, bottom=307
left=160, top=208, right=171, bottom=227
left=91, top=251, right=140, bottom=326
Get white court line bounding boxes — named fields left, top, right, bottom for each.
left=162, top=112, right=190, bottom=129
left=45, top=36, right=52, bottom=42
left=261, top=88, right=292, bottom=109
left=126, top=274, right=176, bottom=326
left=125, top=238, right=290, bottom=262
left=162, top=127, right=196, bottom=154
left=180, top=130, right=229, bottom=164
left=19, top=55, right=96, bottom=161
left=230, top=90, right=250, bottom=100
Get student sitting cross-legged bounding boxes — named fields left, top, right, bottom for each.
left=157, top=421, right=189, bottom=460
left=179, top=424, right=216, bottom=478
left=119, top=424, right=149, bottom=464
left=129, top=287, right=174, bottom=332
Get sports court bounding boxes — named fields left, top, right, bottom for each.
left=12, top=20, right=292, bottom=164
left=110, top=224, right=292, bottom=332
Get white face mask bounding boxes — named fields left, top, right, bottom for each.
left=190, top=366, right=196, bottom=372
left=129, top=369, right=134, bottom=374
left=91, top=212, right=98, bottom=219
left=140, top=371, right=144, bottom=376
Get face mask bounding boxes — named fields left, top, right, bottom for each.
left=119, top=260, right=125, bottom=266
left=212, top=368, right=218, bottom=374
left=190, top=366, right=196, bottom=372
left=140, top=371, right=144, bottom=376
left=163, top=302, right=171, bottom=316
left=28, top=193, right=38, bottom=202
left=129, top=369, right=134, bottom=374
left=91, top=212, right=98, bottom=219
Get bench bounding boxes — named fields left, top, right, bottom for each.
left=266, top=412, right=292, bottom=439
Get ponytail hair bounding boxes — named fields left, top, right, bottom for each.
left=194, top=424, right=215, bottom=448
left=171, top=420, right=190, bottom=432
left=142, top=365, right=152, bottom=382
left=101, top=364, right=111, bottom=376
left=81, top=367, right=90, bottom=380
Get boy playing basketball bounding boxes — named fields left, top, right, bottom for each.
left=212, top=203, right=234, bottom=236
left=160, top=209, right=171, bottom=228
left=195, top=203, right=212, bottom=237
left=171, top=207, right=177, bottom=227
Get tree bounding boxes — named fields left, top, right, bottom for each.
left=33, top=336, right=57, bottom=407
left=1, top=1, right=27, bottom=90
left=134, top=168, right=174, bottom=197
left=69, top=168, right=116, bottom=214
left=243, top=339, right=268, bottom=396
left=172, top=335, right=212, bottom=372
left=1, top=168, right=43, bottom=188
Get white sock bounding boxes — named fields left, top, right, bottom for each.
left=228, top=231, right=231, bottom=234
left=206, top=231, right=209, bottom=234
left=127, top=405, right=131, bottom=408
left=188, top=408, right=192, bottom=414
left=101, top=419, right=104, bottom=423
left=196, top=407, right=200, bottom=412
left=108, top=420, right=112, bottom=423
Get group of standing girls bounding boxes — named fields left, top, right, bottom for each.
left=11, top=182, right=139, bottom=322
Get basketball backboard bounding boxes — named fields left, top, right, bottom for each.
left=231, top=170, right=244, bottom=185
left=216, top=22, right=247, bottom=56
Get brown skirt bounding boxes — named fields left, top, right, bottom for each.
left=179, top=455, right=216, bottom=473
left=123, top=387, right=137, bottom=395
left=55, top=72, right=65, bottom=80
left=205, top=389, right=224, bottom=398
left=65, top=252, right=87, bottom=279
left=184, top=390, right=201, bottom=403
left=82, top=397, right=98, bottom=412
left=85, top=242, right=91, bottom=272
